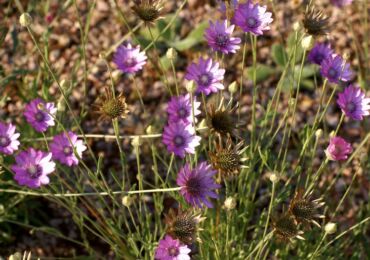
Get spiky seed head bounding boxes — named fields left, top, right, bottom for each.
left=132, top=0, right=163, bottom=24
left=273, top=213, right=303, bottom=242
left=289, top=190, right=325, bottom=228
left=207, top=101, right=239, bottom=138
left=95, top=91, right=129, bottom=121
left=303, top=7, right=330, bottom=36
left=209, top=139, right=247, bottom=178
left=165, top=209, right=204, bottom=245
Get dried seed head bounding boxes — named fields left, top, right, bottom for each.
left=207, top=99, right=240, bottom=138
left=165, top=209, right=204, bottom=245
left=273, top=213, right=304, bottom=242
left=95, top=90, right=129, bottom=121
left=132, top=0, right=163, bottom=24
left=209, top=139, right=248, bottom=178
left=289, top=190, right=325, bottom=228
left=303, top=7, right=330, bottom=36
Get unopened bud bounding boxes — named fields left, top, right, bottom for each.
left=122, top=196, right=133, bottom=207
left=315, top=129, right=323, bottom=139
left=301, top=35, right=313, bottom=50
left=185, top=80, right=197, bottom=93
left=131, top=136, right=141, bottom=148
left=166, top=48, right=177, bottom=60
left=146, top=125, right=155, bottom=135
left=293, top=22, right=300, bottom=31
left=228, top=81, right=238, bottom=94
left=223, top=197, right=237, bottom=211
left=269, top=173, right=279, bottom=183
left=329, top=131, right=336, bottom=138
left=19, top=13, right=32, bottom=27
left=324, top=222, right=337, bottom=234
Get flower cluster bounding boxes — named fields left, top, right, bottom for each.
left=3, top=98, right=87, bottom=189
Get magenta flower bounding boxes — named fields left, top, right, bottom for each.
left=337, top=85, right=370, bottom=121
left=50, top=131, right=87, bottom=166
left=185, top=58, right=225, bottom=95
left=325, top=137, right=352, bottom=161
left=24, top=98, right=57, bottom=133
left=0, top=122, right=20, bottom=155
left=308, top=43, right=333, bottom=65
left=113, top=43, right=147, bottom=74
left=320, top=55, right=352, bottom=84
left=155, top=235, right=191, bottom=260
left=162, top=122, right=201, bottom=158
left=177, top=162, right=221, bottom=208
left=167, top=94, right=201, bottom=124
left=330, top=0, right=353, bottom=7
left=233, top=0, right=273, bottom=35
left=11, top=148, right=55, bottom=189
left=205, top=20, right=241, bottom=54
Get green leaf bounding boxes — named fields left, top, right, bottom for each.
left=271, top=44, right=287, bottom=67
left=170, top=21, right=208, bottom=51
left=245, top=64, right=276, bottom=83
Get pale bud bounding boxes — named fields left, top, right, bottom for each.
left=324, top=222, right=337, bottom=234
left=269, top=173, right=279, bottom=183
left=131, top=136, right=141, bottom=148
left=146, top=125, right=155, bottom=135
left=223, top=197, right=237, bottom=211
left=228, top=81, right=238, bottom=94
left=301, top=35, right=313, bottom=50
left=315, top=129, right=323, bottom=139
left=166, top=48, right=177, bottom=60
left=185, top=80, right=197, bottom=93
left=19, top=13, right=32, bottom=27
left=329, top=131, right=336, bottom=138
left=122, top=196, right=133, bottom=207
left=293, top=22, right=300, bottom=31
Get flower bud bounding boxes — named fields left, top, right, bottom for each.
left=166, top=48, right=177, bottom=60
left=185, top=80, right=197, bottom=93
left=122, top=195, right=133, bottom=207
left=19, top=13, right=32, bottom=27
left=315, top=129, right=323, bottom=139
left=131, top=136, right=141, bottom=148
left=293, top=22, right=300, bottom=31
left=324, top=222, right=337, bottom=234
left=269, top=173, right=279, bottom=183
left=223, top=197, right=237, bottom=211
left=228, top=81, right=238, bottom=94
left=329, top=131, right=336, bottom=138
left=146, top=125, right=155, bottom=135
left=301, top=35, right=313, bottom=50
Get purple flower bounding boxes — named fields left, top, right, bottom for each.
left=177, top=162, right=221, bottom=208
left=325, top=136, right=352, bottom=161
left=50, top=131, right=87, bottom=166
left=24, top=98, right=57, bottom=133
left=11, top=148, right=55, bottom=189
left=308, top=43, right=333, bottom=65
left=185, top=58, right=225, bottom=95
left=167, top=94, right=201, bottom=124
left=113, top=43, right=147, bottom=74
left=204, top=20, right=241, bottom=54
left=162, top=122, right=201, bottom=158
left=337, top=85, right=370, bottom=121
left=320, top=55, right=352, bottom=84
left=330, top=0, right=353, bottom=7
left=218, top=0, right=238, bottom=16
left=155, top=235, right=191, bottom=260
left=0, top=122, right=20, bottom=155
left=233, top=0, right=273, bottom=35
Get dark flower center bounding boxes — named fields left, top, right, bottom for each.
left=177, top=107, right=188, bottom=118
left=63, top=146, right=73, bottom=155
left=315, top=54, right=324, bottom=63
left=328, top=68, right=338, bottom=78
left=124, top=57, right=137, bottom=67
left=345, top=102, right=357, bottom=113
left=216, top=34, right=229, bottom=47
left=0, top=136, right=10, bottom=147
left=186, top=177, right=202, bottom=196
left=199, top=73, right=212, bottom=86
left=167, top=246, right=179, bottom=257
left=35, top=111, right=46, bottom=122
left=27, top=165, right=42, bottom=179
left=174, top=135, right=185, bottom=147
left=247, top=17, right=257, bottom=27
